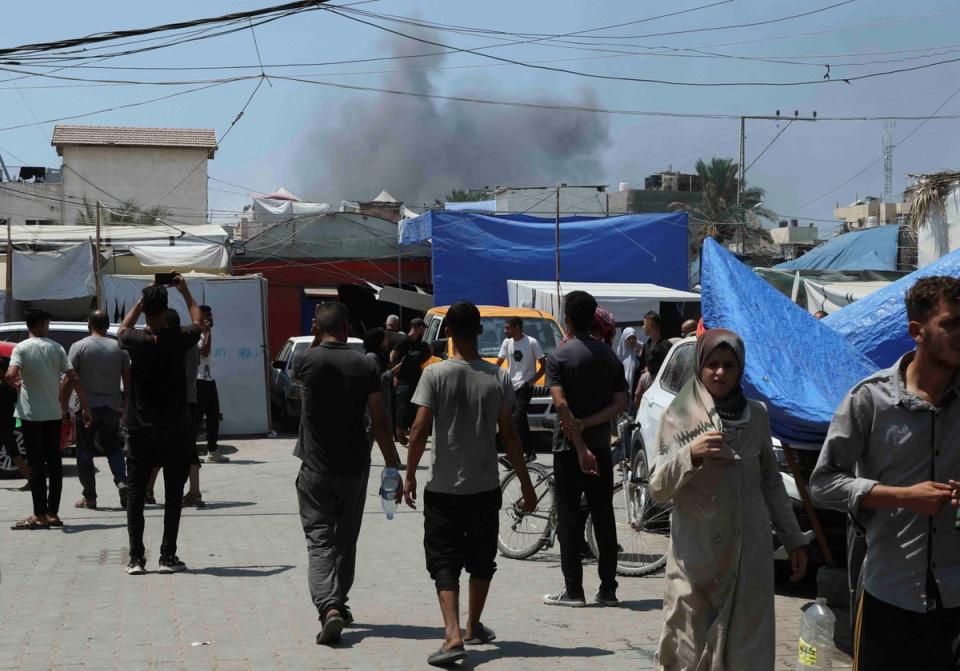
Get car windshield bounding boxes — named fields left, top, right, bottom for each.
left=477, top=317, right=564, bottom=358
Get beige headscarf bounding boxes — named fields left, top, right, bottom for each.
left=653, top=329, right=746, bottom=459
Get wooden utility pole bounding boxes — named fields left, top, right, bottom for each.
left=4, top=217, right=11, bottom=322
left=94, top=201, right=103, bottom=310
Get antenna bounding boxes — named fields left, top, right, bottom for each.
left=882, top=120, right=895, bottom=204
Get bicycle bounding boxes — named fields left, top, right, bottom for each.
left=497, top=421, right=671, bottom=576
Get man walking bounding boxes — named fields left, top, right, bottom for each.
left=9, top=308, right=91, bottom=530
left=495, top=317, right=546, bottom=460
left=639, top=310, right=663, bottom=372
left=811, top=276, right=960, bottom=669
left=404, top=301, right=536, bottom=667
left=119, top=276, right=203, bottom=574
left=295, top=302, right=401, bottom=646
left=196, top=305, right=228, bottom=463
left=390, top=317, right=430, bottom=444
left=543, top=291, right=627, bottom=607
left=65, top=310, right=129, bottom=510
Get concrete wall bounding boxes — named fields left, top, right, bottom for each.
left=770, top=225, right=819, bottom=244
left=61, top=145, right=210, bottom=226
left=0, top=182, right=62, bottom=226
left=496, top=187, right=608, bottom=216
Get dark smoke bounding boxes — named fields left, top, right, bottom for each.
left=297, top=30, right=612, bottom=206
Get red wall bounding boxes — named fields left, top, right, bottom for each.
left=234, top=258, right=431, bottom=357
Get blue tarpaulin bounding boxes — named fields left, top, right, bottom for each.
left=823, top=247, right=960, bottom=368
left=399, top=211, right=689, bottom=306
left=774, top=225, right=900, bottom=272
left=701, top=238, right=878, bottom=444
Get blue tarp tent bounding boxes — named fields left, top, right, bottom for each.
left=399, top=211, right=689, bottom=306
left=823, top=246, right=960, bottom=368
left=774, top=225, right=900, bottom=272
left=701, top=238, right=878, bottom=444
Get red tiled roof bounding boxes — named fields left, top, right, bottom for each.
left=52, top=125, right=217, bottom=156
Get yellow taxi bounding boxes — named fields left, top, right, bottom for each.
left=421, top=305, right=564, bottom=434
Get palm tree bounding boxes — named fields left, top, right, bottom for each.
left=670, top=158, right=775, bottom=254
left=74, top=197, right=171, bottom=226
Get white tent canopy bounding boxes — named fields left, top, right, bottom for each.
left=507, top=280, right=701, bottom=324
left=801, top=279, right=891, bottom=315
left=6, top=223, right=228, bottom=247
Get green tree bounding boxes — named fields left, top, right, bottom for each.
left=74, top=197, right=171, bottom=226
left=444, top=188, right=489, bottom=203
left=670, top=158, right=775, bottom=254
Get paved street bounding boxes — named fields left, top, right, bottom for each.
left=0, top=437, right=853, bottom=670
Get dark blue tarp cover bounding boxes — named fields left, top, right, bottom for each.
left=400, top=211, right=689, bottom=306
left=774, top=224, right=900, bottom=272
left=701, top=238, right=878, bottom=444
left=823, top=247, right=960, bottom=368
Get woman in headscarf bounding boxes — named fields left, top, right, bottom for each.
left=616, top=327, right=642, bottom=411
left=649, top=329, right=808, bottom=671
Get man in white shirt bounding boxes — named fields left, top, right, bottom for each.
left=196, top=305, right=228, bottom=463
left=495, top=317, right=546, bottom=460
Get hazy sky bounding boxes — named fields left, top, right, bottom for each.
left=2, top=0, right=959, bottom=232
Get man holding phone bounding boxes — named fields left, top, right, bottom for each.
left=119, top=273, right=203, bottom=575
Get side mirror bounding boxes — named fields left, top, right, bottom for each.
left=432, top=338, right=448, bottom=359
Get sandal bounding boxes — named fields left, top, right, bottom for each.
left=75, top=498, right=97, bottom=509
left=11, top=516, right=49, bottom=530
left=183, top=492, right=205, bottom=508
left=464, top=622, right=496, bottom=645
left=46, top=516, right=63, bottom=527
left=427, top=645, right=466, bottom=667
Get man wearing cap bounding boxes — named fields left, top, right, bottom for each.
left=390, top=318, right=430, bottom=445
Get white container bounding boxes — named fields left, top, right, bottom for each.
left=380, top=467, right=399, bottom=520
left=797, top=597, right=836, bottom=670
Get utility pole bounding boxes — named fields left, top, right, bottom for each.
left=4, top=217, right=11, bottom=322
left=94, top=201, right=103, bottom=310
left=738, top=117, right=745, bottom=254
left=554, top=183, right=561, bottom=305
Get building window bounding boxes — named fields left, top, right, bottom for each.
left=25, top=219, right=54, bottom=226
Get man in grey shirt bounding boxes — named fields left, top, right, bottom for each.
left=811, top=276, right=960, bottom=669
left=405, top=301, right=535, bottom=668
left=64, top=310, right=130, bottom=510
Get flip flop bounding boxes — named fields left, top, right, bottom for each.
left=47, top=518, right=64, bottom=527
left=427, top=645, right=466, bottom=667
left=464, top=623, right=496, bottom=645
left=11, top=517, right=49, bottom=530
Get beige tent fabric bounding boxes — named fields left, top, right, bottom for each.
left=651, top=400, right=807, bottom=670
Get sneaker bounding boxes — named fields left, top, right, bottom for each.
left=125, top=557, right=146, bottom=575
left=342, top=606, right=354, bottom=626
left=118, top=484, right=128, bottom=510
left=183, top=492, right=205, bottom=508
left=158, top=555, right=187, bottom=573
left=594, top=590, right=620, bottom=607
left=543, top=588, right=586, bottom=607
left=316, top=611, right=345, bottom=645
left=206, top=451, right=229, bottom=464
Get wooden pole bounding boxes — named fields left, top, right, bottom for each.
left=94, top=201, right=103, bottom=311
left=782, top=443, right=835, bottom=566
left=4, top=218, right=11, bottom=322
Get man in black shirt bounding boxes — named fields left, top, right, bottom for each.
left=118, top=275, right=202, bottom=576
left=543, top=291, right=627, bottom=608
left=295, top=302, right=401, bottom=646
left=390, top=317, right=429, bottom=444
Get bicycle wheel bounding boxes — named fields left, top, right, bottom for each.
left=587, top=450, right=670, bottom=576
left=498, top=463, right=555, bottom=560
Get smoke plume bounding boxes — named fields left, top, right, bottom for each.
left=297, top=30, right=612, bottom=206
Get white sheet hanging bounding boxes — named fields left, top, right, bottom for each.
left=12, top=242, right=96, bottom=300
left=128, top=244, right=229, bottom=272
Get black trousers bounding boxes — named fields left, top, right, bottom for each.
left=187, top=402, right=201, bottom=467
left=423, top=487, right=501, bottom=591
left=553, top=446, right=618, bottom=597
left=75, top=407, right=126, bottom=501
left=21, top=419, right=63, bottom=517
left=395, top=382, right=414, bottom=432
left=125, top=429, right=190, bottom=559
left=296, top=463, right=370, bottom=617
left=855, top=590, right=960, bottom=670
left=512, top=383, right=534, bottom=457
left=196, top=379, right=220, bottom=451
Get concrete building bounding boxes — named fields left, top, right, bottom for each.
left=644, top=170, right=703, bottom=192
left=495, top=185, right=608, bottom=216
left=51, top=124, right=218, bottom=227
left=834, top=196, right=910, bottom=230
left=0, top=166, right=63, bottom=227
left=608, top=172, right=703, bottom=216
left=769, top=219, right=820, bottom=261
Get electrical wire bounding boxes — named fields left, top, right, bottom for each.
left=744, top=121, right=793, bottom=175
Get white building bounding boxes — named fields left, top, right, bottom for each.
left=495, top=185, right=609, bottom=216
left=52, top=124, right=217, bottom=226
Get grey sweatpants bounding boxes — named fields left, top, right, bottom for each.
left=296, top=463, right=371, bottom=618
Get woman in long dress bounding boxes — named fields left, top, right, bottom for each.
left=650, top=329, right=808, bottom=671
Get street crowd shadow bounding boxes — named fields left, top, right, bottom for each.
left=61, top=522, right=128, bottom=533
left=462, top=640, right=614, bottom=668
left=218, top=460, right=266, bottom=466
left=612, top=598, right=662, bottom=612
left=337, top=623, right=443, bottom=648
left=192, top=501, right=257, bottom=511
left=192, top=564, right=294, bottom=578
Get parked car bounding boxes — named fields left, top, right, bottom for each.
left=422, top=305, right=565, bottom=437
left=0, top=321, right=121, bottom=476
left=270, top=335, right=364, bottom=425
left=630, top=334, right=845, bottom=564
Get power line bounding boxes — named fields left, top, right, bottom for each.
left=744, top=121, right=793, bottom=174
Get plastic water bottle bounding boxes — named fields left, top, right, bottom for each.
left=797, top=597, right=836, bottom=670
left=380, top=467, right=399, bottom=520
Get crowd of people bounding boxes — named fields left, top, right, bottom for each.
left=4, top=271, right=960, bottom=669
